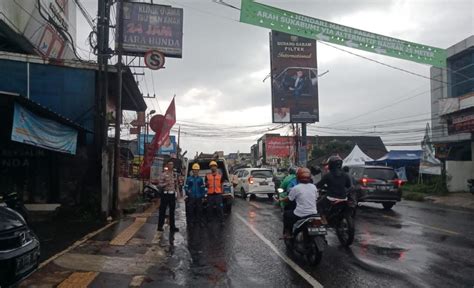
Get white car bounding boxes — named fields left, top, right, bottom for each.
left=234, top=168, right=275, bottom=199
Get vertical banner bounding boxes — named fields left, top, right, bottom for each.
left=270, top=31, right=319, bottom=123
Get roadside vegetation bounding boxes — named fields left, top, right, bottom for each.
left=403, top=176, right=448, bottom=202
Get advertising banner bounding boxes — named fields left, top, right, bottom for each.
left=266, top=136, right=293, bottom=158
left=119, top=2, right=184, bottom=58
left=11, top=103, right=78, bottom=155
left=240, top=0, right=446, bottom=67
left=270, top=31, right=319, bottom=123
left=138, top=135, right=177, bottom=155
left=447, top=111, right=474, bottom=134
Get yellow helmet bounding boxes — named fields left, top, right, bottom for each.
left=192, top=163, right=200, bottom=170
left=209, top=161, right=218, bottom=167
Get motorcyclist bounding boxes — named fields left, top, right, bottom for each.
left=278, top=167, right=298, bottom=210
left=280, top=168, right=318, bottom=238
left=316, top=156, right=352, bottom=215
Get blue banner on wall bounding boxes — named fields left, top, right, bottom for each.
left=138, top=135, right=176, bottom=156
left=11, top=103, right=78, bottom=155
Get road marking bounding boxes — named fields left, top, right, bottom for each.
left=110, top=217, right=147, bottom=246
left=249, top=202, right=261, bottom=209
left=235, top=213, right=323, bottom=288
left=129, top=275, right=146, bottom=287
left=382, top=215, right=460, bottom=236
left=39, top=220, right=118, bottom=269
left=57, top=271, right=99, bottom=288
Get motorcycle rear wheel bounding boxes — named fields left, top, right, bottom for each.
left=305, top=241, right=323, bottom=266
left=336, top=213, right=355, bottom=247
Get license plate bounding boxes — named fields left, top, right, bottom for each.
left=260, top=182, right=268, bottom=186
left=15, top=250, right=37, bottom=276
left=308, top=227, right=327, bottom=235
left=377, top=186, right=391, bottom=191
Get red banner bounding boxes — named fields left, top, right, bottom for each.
left=140, top=98, right=176, bottom=178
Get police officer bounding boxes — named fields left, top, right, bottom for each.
left=205, top=161, right=224, bottom=225
left=185, top=163, right=206, bottom=227
left=157, top=160, right=179, bottom=232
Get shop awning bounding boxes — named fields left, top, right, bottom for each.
left=108, top=67, right=147, bottom=112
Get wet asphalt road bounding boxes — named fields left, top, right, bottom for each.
left=21, top=197, right=474, bottom=288
left=156, top=196, right=474, bottom=288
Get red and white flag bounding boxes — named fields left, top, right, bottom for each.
left=140, top=97, right=176, bottom=178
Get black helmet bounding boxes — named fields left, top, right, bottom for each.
left=326, top=155, right=343, bottom=171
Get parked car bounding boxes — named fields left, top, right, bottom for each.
left=349, top=165, right=404, bottom=210
left=184, top=158, right=234, bottom=213
left=0, top=201, right=40, bottom=287
left=234, top=168, right=276, bottom=199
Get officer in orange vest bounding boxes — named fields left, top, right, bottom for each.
left=205, top=160, right=224, bottom=224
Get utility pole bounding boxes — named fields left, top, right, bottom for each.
left=113, top=0, right=124, bottom=217
left=301, top=123, right=307, bottom=167
left=97, top=0, right=111, bottom=218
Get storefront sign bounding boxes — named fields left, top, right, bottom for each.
left=448, top=111, right=474, bottom=134
left=240, top=0, right=446, bottom=67
left=120, top=2, right=184, bottom=58
left=270, top=31, right=319, bottom=123
left=11, top=103, right=78, bottom=155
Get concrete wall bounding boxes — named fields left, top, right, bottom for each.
left=446, top=160, right=474, bottom=192
left=118, top=177, right=143, bottom=210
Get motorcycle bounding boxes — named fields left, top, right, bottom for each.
left=317, top=188, right=356, bottom=247
left=277, top=188, right=327, bottom=265
left=284, top=214, right=327, bottom=266
left=468, top=179, right=474, bottom=195
left=143, top=183, right=161, bottom=202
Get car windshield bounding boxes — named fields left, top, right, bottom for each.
left=364, top=168, right=397, bottom=180
left=251, top=170, right=273, bottom=178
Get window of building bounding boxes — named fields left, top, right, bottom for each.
left=449, top=48, right=474, bottom=98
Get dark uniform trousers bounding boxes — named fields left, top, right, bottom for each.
left=207, top=194, right=224, bottom=222
left=158, top=193, right=176, bottom=230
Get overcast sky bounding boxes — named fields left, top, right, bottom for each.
left=77, top=0, right=473, bottom=156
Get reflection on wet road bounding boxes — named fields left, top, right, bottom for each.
left=172, top=197, right=474, bottom=287
left=21, top=198, right=474, bottom=287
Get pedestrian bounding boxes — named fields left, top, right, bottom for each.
left=157, top=160, right=179, bottom=233
left=185, top=163, right=206, bottom=227
left=206, top=160, right=224, bottom=225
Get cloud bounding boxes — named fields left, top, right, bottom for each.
left=76, top=0, right=473, bottom=155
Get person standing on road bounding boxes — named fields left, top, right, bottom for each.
left=206, top=161, right=224, bottom=225
left=185, top=163, right=206, bottom=227
left=157, top=160, right=179, bottom=233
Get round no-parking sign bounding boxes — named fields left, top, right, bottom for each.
left=144, top=49, right=165, bottom=70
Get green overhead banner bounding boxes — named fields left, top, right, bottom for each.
left=240, top=0, right=446, bottom=67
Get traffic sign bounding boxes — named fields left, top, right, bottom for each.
left=144, top=49, right=165, bottom=70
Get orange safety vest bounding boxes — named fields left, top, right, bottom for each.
left=206, top=173, right=223, bottom=194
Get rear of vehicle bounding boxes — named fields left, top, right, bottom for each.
left=185, top=159, right=234, bottom=213
left=240, top=169, right=275, bottom=198
left=352, top=166, right=403, bottom=210
left=0, top=207, right=40, bottom=287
